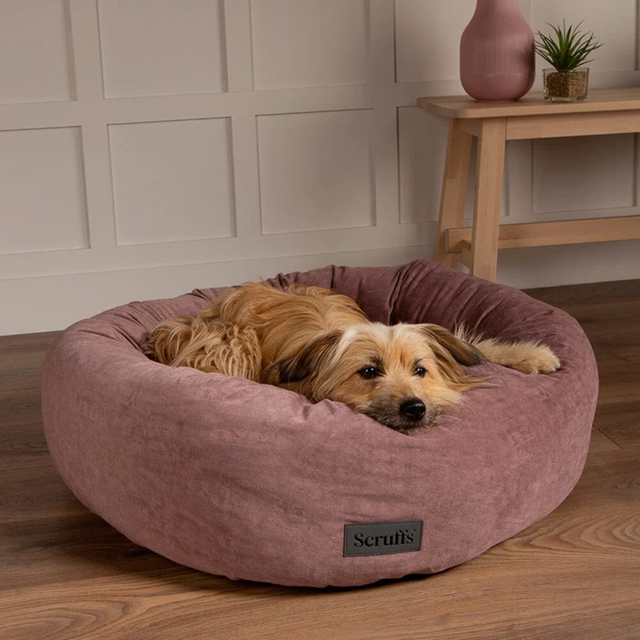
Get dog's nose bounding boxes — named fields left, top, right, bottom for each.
left=399, top=398, right=426, bottom=422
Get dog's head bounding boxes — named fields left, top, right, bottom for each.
left=273, top=323, right=484, bottom=434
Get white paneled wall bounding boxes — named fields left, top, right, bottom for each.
left=99, top=0, right=228, bottom=97
left=251, top=0, right=371, bottom=89
left=532, top=135, right=636, bottom=215
left=395, top=0, right=479, bottom=82
left=1, top=0, right=640, bottom=334
left=0, top=127, right=89, bottom=254
left=0, top=0, right=74, bottom=104
left=110, top=118, right=235, bottom=243
left=258, top=110, right=375, bottom=233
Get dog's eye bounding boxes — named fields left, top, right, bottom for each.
left=414, top=366, right=427, bottom=377
left=358, top=366, right=382, bottom=380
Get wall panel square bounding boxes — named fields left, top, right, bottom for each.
left=251, top=0, right=370, bottom=89
left=395, top=0, right=475, bottom=82
left=257, top=110, right=374, bottom=233
left=0, top=127, right=88, bottom=254
left=533, top=135, right=636, bottom=214
left=0, top=0, right=73, bottom=104
left=98, top=0, right=226, bottom=98
left=110, top=119, right=235, bottom=245
left=398, top=107, right=449, bottom=223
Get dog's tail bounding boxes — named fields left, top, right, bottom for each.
left=142, top=317, right=262, bottom=381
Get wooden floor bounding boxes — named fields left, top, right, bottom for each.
left=1, top=279, right=639, bottom=640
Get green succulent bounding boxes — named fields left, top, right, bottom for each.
left=534, top=21, right=602, bottom=72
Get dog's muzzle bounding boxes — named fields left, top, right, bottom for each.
left=399, top=397, right=426, bottom=422
left=363, top=397, right=435, bottom=434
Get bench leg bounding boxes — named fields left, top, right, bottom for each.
left=436, top=119, right=473, bottom=269
left=471, top=118, right=507, bottom=281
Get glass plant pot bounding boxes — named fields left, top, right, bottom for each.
left=543, top=68, right=589, bottom=102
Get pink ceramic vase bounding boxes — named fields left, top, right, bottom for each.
left=460, top=0, right=535, bottom=101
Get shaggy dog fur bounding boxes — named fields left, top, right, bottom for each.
left=143, top=283, right=560, bottom=433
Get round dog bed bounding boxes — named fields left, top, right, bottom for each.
left=42, top=260, right=598, bottom=588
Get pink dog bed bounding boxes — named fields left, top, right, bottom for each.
left=42, top=261, right=598, bottom=587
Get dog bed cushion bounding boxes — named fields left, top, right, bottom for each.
left=42, top=260, right=598, bottom=588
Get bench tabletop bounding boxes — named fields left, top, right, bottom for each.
left=417, top=87, right=640, bottom=119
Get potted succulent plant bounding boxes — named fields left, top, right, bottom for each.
left=535, top=21, right=602, bottom=102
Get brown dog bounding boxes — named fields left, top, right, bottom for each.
left=143, top=283, right=559, bottom=433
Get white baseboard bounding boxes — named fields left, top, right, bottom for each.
left=1, top=245, right=429, bottom=335
left=2, top=240, right=639, bottom=335
left=497, top=240, right=640, bottom=290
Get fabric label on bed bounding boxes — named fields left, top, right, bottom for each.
left=343, top=521, right=423, bottom=557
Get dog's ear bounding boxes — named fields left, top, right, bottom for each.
left=273, top=330, right=343, bottom=385
left=418, top=324, right=484, bottom=367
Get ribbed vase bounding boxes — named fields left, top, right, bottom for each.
left=460, top=0, right=535, bottom=101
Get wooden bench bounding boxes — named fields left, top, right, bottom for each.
left=417, top=87, right=640, bottom=281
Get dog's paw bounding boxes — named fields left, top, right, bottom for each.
left=509, top=344, right=561, bottom=374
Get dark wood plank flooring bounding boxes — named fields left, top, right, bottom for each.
left=1, top=280, right=639, bottom=639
